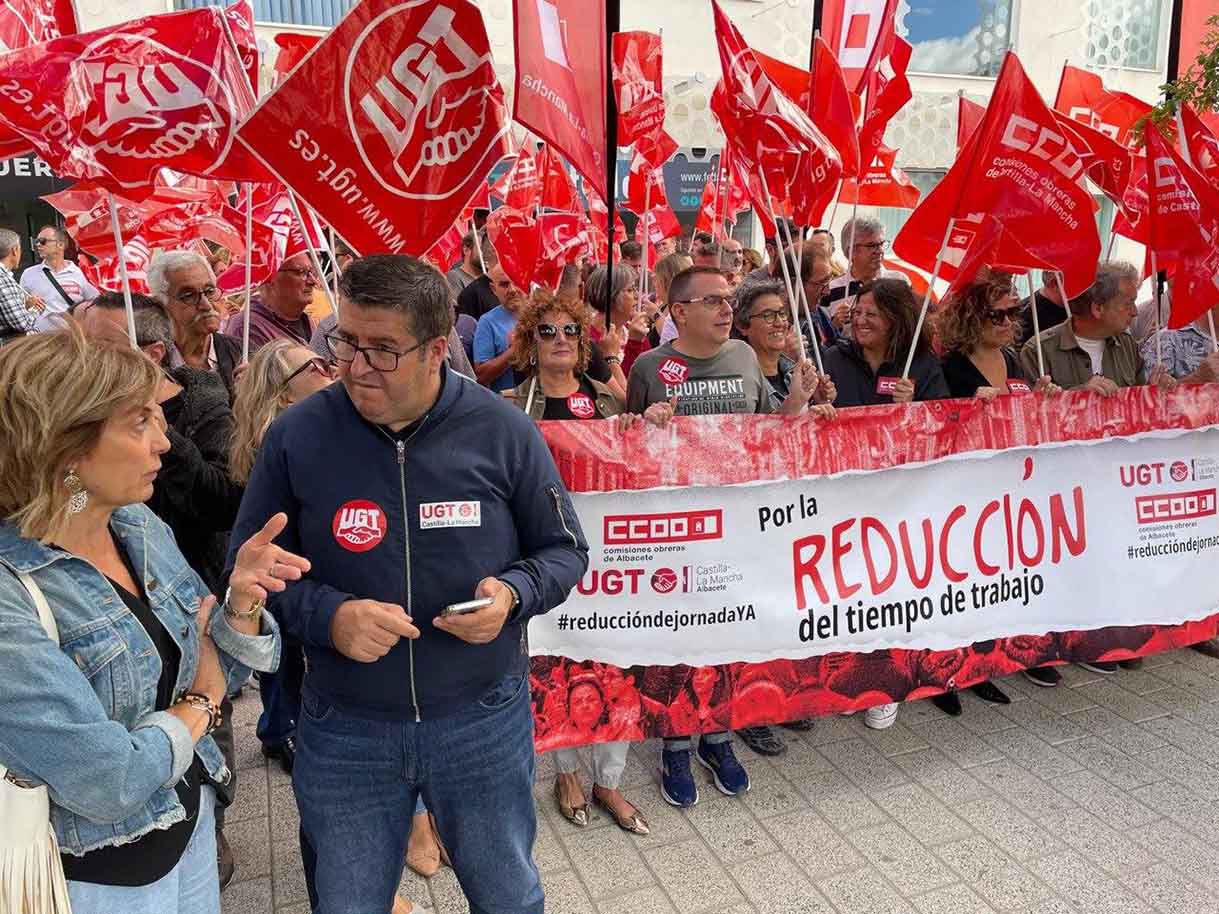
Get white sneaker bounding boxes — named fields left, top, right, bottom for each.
left=864, top=703, right=899, bottom=730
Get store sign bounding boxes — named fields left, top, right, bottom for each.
left=0, top=154, right=69, bottom=195
left=615, top=151, right=719, bottom=213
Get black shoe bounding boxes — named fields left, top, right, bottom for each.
left=1119, top=658, right=1144, bottom=670
left=735, top=726, right=786, bottom=756
left=1078, top=661, right=1119, bottom=675
left=217, top=829, right=235, bottom=892
left=778, top=718, right=816, bottom=732
left=262, top=737, right=295, bottom=774
left=1023, top=666, right=1061, bottom=687
left=969, top=681, right=1011, bottom=705
left=931, top=691, right=962, bottom=716
left=1191, top=638, right=1219, bottom=659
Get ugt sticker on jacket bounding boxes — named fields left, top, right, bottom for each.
left=419, top=501, right=481, bottom=529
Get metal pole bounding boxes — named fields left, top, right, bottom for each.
left=242, top=184, right=253, bottom=363
left=286, top=192, right=339, bottom=320
left=901, top=221, right=954, bottom=380
left=107, top=194, right=137, bottom=350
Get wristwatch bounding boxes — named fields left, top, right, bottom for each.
left=502, top=580, right=521, bottom=618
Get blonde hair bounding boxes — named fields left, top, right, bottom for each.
left=229, top=339, right=301, bottom=485
left=0, top=325, right=160, bottom=542
left=653, top=253, right=692, bottom=304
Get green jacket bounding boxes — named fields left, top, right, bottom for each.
left=1020, top=319, right=1146, bottom=390
left=506, top=374, right=623, bottom=420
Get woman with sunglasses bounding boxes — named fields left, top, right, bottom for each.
left=939, top=271, right=1061, bottom=404
left=505, top=290, right=668, bottom=838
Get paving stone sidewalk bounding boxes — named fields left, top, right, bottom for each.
left=220, top=648, right=1219, bottom=914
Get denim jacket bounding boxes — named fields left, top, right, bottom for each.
left=0, top=503, right=281, bottom=855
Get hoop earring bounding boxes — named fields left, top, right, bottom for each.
left=64, top=468, right=88, bottom=515
left=530, top=352, right=537, bottom=367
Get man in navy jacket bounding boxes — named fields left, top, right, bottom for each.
left=227, top=255, right=588, bottom=914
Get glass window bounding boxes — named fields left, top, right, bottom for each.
left=1083, top=0, right=1164, bottom=70
left=898, top=0, right=1014, bottom=78
left=176, top=0, right=353, bottom=27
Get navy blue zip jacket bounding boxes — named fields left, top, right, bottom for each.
left=225, top=365, right=589, bottom=720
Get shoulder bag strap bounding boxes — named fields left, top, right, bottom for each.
left=41, top=267, right=77, bottom=308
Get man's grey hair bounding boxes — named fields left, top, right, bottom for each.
left=89, top=292, right=177, bottom=365
left=840, top=216, right=884, bottom=252
left=147, top=250, right=213, bottom=304
left=1091, top=261, right=1140, bottom=307
left=0, top=228, right=19, bottom=258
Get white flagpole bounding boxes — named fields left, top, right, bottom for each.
left=107, top=193, right=137, bottom=350
left=901, top=220, right=954, bottom=380
left=287, top=192, right=339, bottom=320
left=638, top=177, right=651, bottom=306
left=1151, top=252, right=1163, bottom=366
left=1025, top=270, right=1045, bottom=378
left=761, top=182, right=806, bottom=363
left=471, top=218, right=487, bottom=274
left=778, top=217, right=825, bottom=373
left=242, top=184, right=253, bottom=363
left=329, top=225, right=339, bottom=302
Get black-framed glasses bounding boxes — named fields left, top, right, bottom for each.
left=674, top=294, right=732, bottom=308
left=325, top=333, right=429, bottom=372
left=984, top=306, right=1025, bottom=325
left=854, top=240, right=888, bottom=252
left=537, top=322, right=581, bottom=339
left=282, top=356, right=332, bottom=390
left=278, top=266, right=318, bottom=280
left=747, top=308, right=792, bottom=326
left=175, top=285, right=222, bottom=307
left=34, top=237, right=56, bottom=247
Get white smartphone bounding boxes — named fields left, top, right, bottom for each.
left=440, top=597, right=495, bottom=617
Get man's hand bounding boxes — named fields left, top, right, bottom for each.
left=626, top=311, right=650, bottom=342
left=779, top=361, right=817, bottom=415
left=813, top=372, right=837, bottom=405
left=830, top=300, right=851, bottom=329
left=1184, top=352, right=1219, bottom=384
left=1150, top=364, right=1178, bottom=391
left=331, top=599, right=419, bottom=663
left=433, top=578, right=514, bottom=645
left=25, top=294, right=46, bottom=313
left=975, top=386, right=1002, bottom=401
left=1078, top=375, right=1119, bottom=397
left=1033, top=375, right=1062, bottom=396
left=642, top=394, right=678, bottom=428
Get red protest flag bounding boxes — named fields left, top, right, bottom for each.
left=425, top=224, right=464, bottom=271
left=1113, top=154, right=1149, bottom=244
left=625, top=151, right=670, bottom=215
left=856, top=34, right=911, bottom=167
left=633, top=127, right=679, bottom=171
left=81, top=235, right=152, bottom=295
left=839, top=144, right=919, bottom=208
left=819, top=0, right=899, bottom=95
left=43, top=182, right=213, bottom=258
left=0, top=0, right=77, bottom=159
left=883, top=257, right=938, bottom=305
left=1052, top=111, right=1133, bottom=205
left=1145, top=124, right=1219, bottom=328
left=271, top=32, right=320, bottom=84
left=538, top=145, right=581, bottom=212
left=893, top=53, right=1100, bottom=298
left=941, top=214, right=1054, bottom=304
left=638, top=204, right=681, bottom=265
left=236, top=0, right=511, bottom=257
left=494, top=146, right=542, bottom=211
left=224, top=0, right=259, bottom=95
left=217, top=205, right=277, bottom=292
left=0, top=8, right=266, bottom=197
left=512, top=0, right=606, bottom=199
left=811, top=35, right=861, bottom=178
left=1053, top=65, right=1151, bottom=151
left=1178, top=104, right=1219, bottom=188
left=485, top=205, right=542, bottom=292
left=710, top=2, right=841, bottom=228
left=612, top=31, right=665, bottom=148
left=957, top=95, right=985, bottom=153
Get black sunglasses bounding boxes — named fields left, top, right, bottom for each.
left=984, top=306, right=1025, bottom=325
left=537, top=323, right=581, bottom=339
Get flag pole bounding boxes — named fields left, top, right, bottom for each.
left=1150, top=252, right=1164, bottom=366
left=242, top=184, right=253, bottom=364
left=638, top=176, right=650, bottom=306
left=1025, top=269, right=1045, bottom=378
left=107, top=193, right=137, bottom=350
left=471, top=217, right=487, bottom=274
left=287, top=192, right=339, bottom=320
left=329, top=224, right=339, bottom=303
left=780, top=216, right=825, bottom=373
left=761, top=182, right=807, bottom=363
left=900, top=220, right=954, bottom=380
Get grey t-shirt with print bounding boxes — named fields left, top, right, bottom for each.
left=627, top=340, right=774, bottom=416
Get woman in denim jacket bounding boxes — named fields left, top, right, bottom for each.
left=0, top=327, right=308, bottom=914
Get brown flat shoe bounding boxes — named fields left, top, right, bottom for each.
left=592, top=787, right=650, bottom=836
left=554, top=777, right=589, bottom=827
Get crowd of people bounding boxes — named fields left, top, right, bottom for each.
left=0, top=211, right=1216, bottom=914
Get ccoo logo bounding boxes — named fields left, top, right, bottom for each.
left=344, top=1, right=510, bottom=200
left=333, top=499, right=387, bottom=552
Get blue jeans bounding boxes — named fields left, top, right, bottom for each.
left=257, top=632, right=304, bottom=747
left=294, top=673, right=543, bottom=914
left=67, top=786, right=219, bottom=914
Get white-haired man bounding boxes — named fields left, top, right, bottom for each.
left=0, top=228, right=44, bottom=343
left=824, top=217, right=903, bottom=332
left=149, top=250, right=243, bottom=403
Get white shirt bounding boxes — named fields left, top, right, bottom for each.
left=20, top=261, right=99, bottom=332
left=169, top=335, right=219, bottom=372
left=1075, top=334, right=1107, bottom=375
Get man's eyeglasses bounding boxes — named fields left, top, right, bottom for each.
left=175, top=285, right=222, bottom=307
left=282, top=357, right=333, bottom=389
left=747, top=309, right=792, bottom=326
left=537, top=323, right=581, bottom=339
left=279, top=266, right=318, bottom=280
left=854, top=240, right=888, bottom=252
left=34, top=237, right=56, bottom=247
left=325, top=333, right=428, bottom=372
left=984, top=306, right=1025, bottom=325
left=674, top=294, right=732, bottom=308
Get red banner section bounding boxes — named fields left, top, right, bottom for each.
left=531, top=387, right=1219, bottom=749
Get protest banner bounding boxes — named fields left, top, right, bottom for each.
left=529, top=387, right=1219, bottom=749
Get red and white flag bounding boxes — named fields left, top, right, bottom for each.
left=1178, top=104, right=1219, bottom=188
left=236, top=0, right=512, bottom=257
left=494, top=146, right=543, bottom=211
left=941, top=214, right=1053, bottom=303
left=485, top=205, right=542, bottom=292
left=613, top=31, right=664, bottom=148
left=81, top=235, right=152, bottom=294
left=839, top=144, right=918, bottom=208
left=425, top=224, right=464, bottom=271
left=271, top=31, right=319, bottom=85
left=1145, top=124, right=1219, bottom=329
left=1051, top=111, right=1133, bottom=206
left=538, top=145, right=581, bottom=212
left=224, top=0, right=259, bottom=95
left=0, top=0, right=76, bottom=158
left=512, top=0, right=606, bottom=199
left=43, top=182, right=214, bottom=258
left=811, top=35, right=861, bottom=178
left=1113, top=155, right=1149, bottom=245
left=0, top=7, right=265, bottom=196
left=1053, top=65, right=1151, bottom=152
left=856, top=34, right=911, bottom=167
left=894, top=53, right=1100, bottom=297
left=957, top=95, right=985, bottom=153
left=819, top=0, right=898, bottom=94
